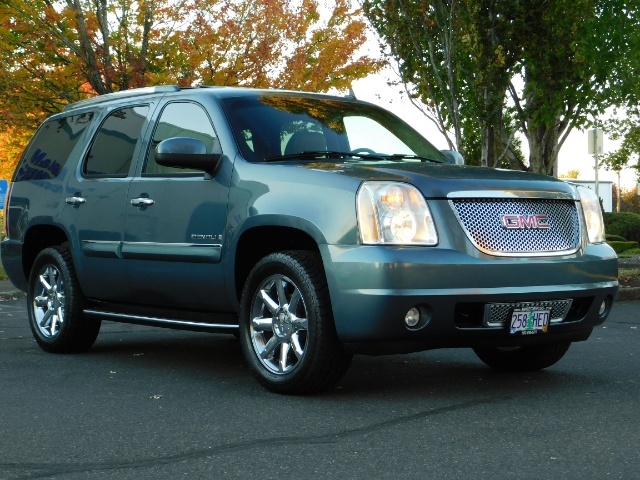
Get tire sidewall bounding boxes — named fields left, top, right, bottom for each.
left=239, top=253, right=323, bottom=390
left=27, top=247, right=82, bottom=350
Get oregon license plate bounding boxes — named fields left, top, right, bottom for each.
left=509, top=308, right=550, bottom=335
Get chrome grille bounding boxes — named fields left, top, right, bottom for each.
left=483, top=300, right=573, bottom=327
left=450, top=198, right=580, bottom=256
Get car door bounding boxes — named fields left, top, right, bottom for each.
left=122, top=100, right=232, bottom=310
left=60, top=103, right=152, bottom=302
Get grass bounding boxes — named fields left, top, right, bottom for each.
left=620, top=268, right=640, bottom=276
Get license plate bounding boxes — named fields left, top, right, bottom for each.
left=509, top=308, right=550, bottom=335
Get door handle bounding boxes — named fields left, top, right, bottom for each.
left=130, top=197, right=155, bottom=207
left=65, top=196, right=86, bottom=206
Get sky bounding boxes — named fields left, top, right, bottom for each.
left=348, top=65, right=638, bottom=193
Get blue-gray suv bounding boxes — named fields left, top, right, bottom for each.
left=1, top=86, right=619, bottom=393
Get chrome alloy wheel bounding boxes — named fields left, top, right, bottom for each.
left=249, top=274, right=309, bottom=374
left=32, top=264, right=66, bottom=338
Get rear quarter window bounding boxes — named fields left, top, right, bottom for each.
left=83, top=105, right=149, bottom=177
left=14, top=113, right=94, bottom=182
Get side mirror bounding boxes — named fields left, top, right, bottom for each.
left=440, top=150, right=465, bottom=165
left=155, top=137, right=221, bottom=173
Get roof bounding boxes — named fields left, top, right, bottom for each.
left=62, top=85, right=356, bottom=112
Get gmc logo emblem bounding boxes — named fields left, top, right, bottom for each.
left=501, top=214, right=550, bottom=230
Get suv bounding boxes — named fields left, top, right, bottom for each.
left=1, top=86, right=618, bottom=394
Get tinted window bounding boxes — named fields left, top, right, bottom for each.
left=220, top=95, right=446, bottom=162
left=144, top=102, right=219, bottom=175
left=84, top=105, right=149, bottom=176
left=343, top=116, right=413, bottom=154
left=14, top=113, right=94, bottom=182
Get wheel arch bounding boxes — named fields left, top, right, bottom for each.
left=233, top=225, right=321, bottom=303
left=22, top=225, right=70, bottom=282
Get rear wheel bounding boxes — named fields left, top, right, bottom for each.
left=28, top=247, right=101, bottom=353
left=239, top=251, right=352, bottom=394
left=473, top=342, right=571, bottom=372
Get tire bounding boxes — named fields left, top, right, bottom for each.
left=473, top=342, right=572, bottom=372
left=239, top=251, right=352, bottom=394
left=27, top=247, right=101, bottom=353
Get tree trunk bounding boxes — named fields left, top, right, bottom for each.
left=481, top=123, right=495, bottom=168
left=67, top=0, right=109, bottom=94
left=498, top=122, right=528, bottom=171
left=526, top=122, right=561, bottom=177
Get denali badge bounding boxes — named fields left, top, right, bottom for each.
left=501, top=214, right=550, bottom=230
left=191, top=234, right=223, bottom=241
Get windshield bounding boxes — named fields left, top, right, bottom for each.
left=220, top=94, right=447, bottom=163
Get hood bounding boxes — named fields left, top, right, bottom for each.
left=296, top=160, right=577, bottom=199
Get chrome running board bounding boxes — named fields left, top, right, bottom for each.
left=84, top=309, right=238, bottom=333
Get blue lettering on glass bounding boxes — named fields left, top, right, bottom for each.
left=31, top=149, right=47, bottom=165
left=22, top=149, right=61, bottom=180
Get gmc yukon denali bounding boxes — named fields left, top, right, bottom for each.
left=1, top=86, right=619, bottom=393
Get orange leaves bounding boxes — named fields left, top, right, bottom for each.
left=0, top=0, right=381, bottom=179
left=2, top=0, right=379, bottom=94
left=170, top=0, right=380, bottom=91
left=0, top=126, right=33, bottom=180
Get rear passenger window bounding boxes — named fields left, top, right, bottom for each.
left=14, top=113, right=94, bottom=182
left=144, top=102, right=220, bottom=175
left=84, top=105, right=149, bottom=177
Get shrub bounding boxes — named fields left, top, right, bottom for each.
left=603, top=212, right=640, bottom=243
left=620, top=248, right=640, bottom=255
left=607, top=241, right=640, bottom=254
left=606, top=234, right=627, bottom=241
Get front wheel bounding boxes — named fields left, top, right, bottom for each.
left=473, top=342, right=572, bottom=372
left=239, top=251, right=352, bottom=394
left=28, top=247, right=101, bottom=353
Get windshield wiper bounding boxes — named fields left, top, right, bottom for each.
left=263, top=151, right=446, bottom=164
left=385, top=154, right=446, bottom=164
left=264, top=151, right=389, bottom=162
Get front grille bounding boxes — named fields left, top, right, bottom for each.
left=450, top=198, right=580, bottom=256
left=483, top=300, right=573, bottom=327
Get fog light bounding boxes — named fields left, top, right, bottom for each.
left=405, top=308, right=420, bottom=328
left=599, top=300, right=607, bottom=315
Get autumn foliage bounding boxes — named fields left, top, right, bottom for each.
left=0, top=0, right=380, bottom=179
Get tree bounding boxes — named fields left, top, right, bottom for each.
left=363, top=0, right=522, bottom=168
left=600, top=109, right=640, bottom=212
left=508, top=0, right=640, bottom=176
left=600, top=149, right=631, bottom=212
left=619, top=185, right=640, bottom=214
left=558, top=169, right=581, bottom=180
left=0, top=0, right=380, bottom=178
left=363, top=0, right=640, bottom=175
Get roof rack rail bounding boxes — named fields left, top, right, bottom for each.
left=63, top=85, right=181, bottom=111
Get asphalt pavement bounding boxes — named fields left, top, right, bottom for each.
left=0, top=279, right=22, bottom=300
left=1, top=290, right=639, bottom=479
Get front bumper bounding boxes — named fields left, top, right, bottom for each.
left=321, top=243, right=618, bottom=354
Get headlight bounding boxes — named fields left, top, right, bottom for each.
left=577, top=185, right=605, bottom=244
left=357, top=181, right=437, bottom=245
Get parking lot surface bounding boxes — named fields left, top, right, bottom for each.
left=1, top=299, right=639, bottom=480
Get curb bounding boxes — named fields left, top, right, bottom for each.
left=616, top=287, right=640, bottom=302
left=0, top=290, right=25, bottom=301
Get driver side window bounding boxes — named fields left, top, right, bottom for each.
left=144, top=102, right=220, bottom=175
